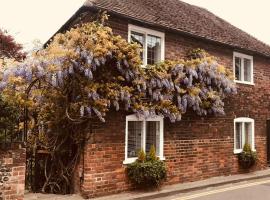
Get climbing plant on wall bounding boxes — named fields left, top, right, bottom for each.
left=0, top=14, right=236, bottom=194
left=0, top=30, right=25, bottom=144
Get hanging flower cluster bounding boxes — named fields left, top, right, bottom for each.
left=144, top=53, right=236, bottom=122
left=0, top=20, right=236, bottom=125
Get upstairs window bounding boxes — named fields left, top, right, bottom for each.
left=234, top=117, right=255, bottom=154
left=128, top=24, right=165, bottom=66
left=124, top=114, right=164, bottom=164
left=233, top=52, right=254, bottom=84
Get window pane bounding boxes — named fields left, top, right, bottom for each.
left=235, top=122, right=242, bottom=149
left=244, top=122, right=252, bottom=146
left=127, top=121, right=143, bottom=158
left=146, top=121, right=160, bottom=156
left=147, top=35, right=161, bottom=65
left=235, top=57, right=242, bottom=81
left=130, top=31, right=145, bottom=63
left=244, top=58, right=251, bottom=82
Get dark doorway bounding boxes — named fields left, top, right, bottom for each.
left=266, top=120, right=270, bottom=165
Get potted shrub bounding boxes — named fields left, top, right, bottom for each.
left=238, top=143, right=257, bottom=169
left=127, top=146, right=166, bottom=189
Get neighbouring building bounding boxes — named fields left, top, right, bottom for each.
left=49, top=0, right=270, bottom=198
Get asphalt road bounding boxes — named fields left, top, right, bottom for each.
left=156, top=178, right=270, bottom=200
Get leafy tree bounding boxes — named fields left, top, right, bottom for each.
left=0, top=29, right=25, bottom=143
left=0, top=29, right=25, bottom=61
left=0, top=15, right=236, bottom=193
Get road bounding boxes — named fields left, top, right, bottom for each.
left=156, top=178, right=270, bottom=200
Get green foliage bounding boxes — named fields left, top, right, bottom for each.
left=243, top=143, right=252, bottom=152
left=127, top=148, right=166, bottom=188
left=148, top=145, right=158, bottom=161
left=0, top=96, right=20, bottom=142
left=137, top=149, right=146, bottom=162
left=0, top=96, right=19, bottom=129
left=0, top=29, right=23, bottom=143
left=238, top=143, right=257, bottom=169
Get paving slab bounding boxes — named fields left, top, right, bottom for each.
left=24, top=193, right=83, bottom=200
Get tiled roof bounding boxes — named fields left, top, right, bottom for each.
left=83, top=0, right=270, bottom=57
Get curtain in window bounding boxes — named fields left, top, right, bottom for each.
left=130, top=31, right=145, bottom=62
left=244, top=58, right=251, bottom=82
left=147, top=35, right=161, bottom=65
left=146, top=121, right=160, bottom=156
left=235, top=122, right=242, bottom=149
left=244, top=122, right=252, bottom=146
left=235, top=57, right=241, bottom=81
left=127, top=121, right=143, bottom=158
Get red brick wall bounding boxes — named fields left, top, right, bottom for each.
left=73, top=13, right=270, bottom=198
left=0, top=145, right=26, bottom=200
left=75, top=113, right=129, bottom=198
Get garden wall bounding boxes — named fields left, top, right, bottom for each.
left=0, top=144, right=26, bottom=200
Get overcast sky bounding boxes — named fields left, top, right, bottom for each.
left=0, top=0, right=270, bottom=50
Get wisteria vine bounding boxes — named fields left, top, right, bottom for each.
left=0, top=16, right=237, bottom=193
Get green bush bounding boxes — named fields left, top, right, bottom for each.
left=127, top=146, right=166, bottom=188
left=238, top=143, right=257, bottom=169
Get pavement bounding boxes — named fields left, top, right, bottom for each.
left=154, top=177, right=270, bottom=200
left=24, top=168, right=270, bottom=200
left=24, top=193, right=83, bottom=200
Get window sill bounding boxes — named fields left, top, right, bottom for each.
left=234, top=80, right=254, bottom=86
left=234, top=149, right=256, bottom=154
left=123, top=158, right=137, bottom=165
left=123, top=156, right=166, bottom=165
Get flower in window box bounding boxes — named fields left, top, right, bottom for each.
left=238, top=143, right=257, bottom=169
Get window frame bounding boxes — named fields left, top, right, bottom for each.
left=124, top=114, right=165, bottom=164
left=233, top=52, right=254, bottom=85
left=128, top=24, right=165, bottom=67
left=234, top=117, right=255, bottom=154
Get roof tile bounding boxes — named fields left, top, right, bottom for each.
left=84, top=0, right=270, bottom=57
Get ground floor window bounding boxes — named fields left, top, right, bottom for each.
left=234, top=117, right=255, bottom=154
left=124, top=114, right=164, bottom=164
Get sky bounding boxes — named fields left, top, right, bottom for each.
left=0, top=0, right=85, bottom=50
left=0, top=0, right=270, bottom=50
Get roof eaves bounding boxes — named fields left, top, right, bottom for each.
left=92, top=4, right=270, bottom=58
left=44, top=3, right=270, bottom=59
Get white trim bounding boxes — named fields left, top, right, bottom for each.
left=234, top=117, right=255, bottom=154
left=234, top=80, right=255, bottom=86
left=123, top=157, right=137, bottom=165
left=233, top=52, right=254, bottom=85
left=124, top=114, right=164, bottom=164
left=123, top=156, right=166, bottom=165
left=128, top=24, right=165, bottom=67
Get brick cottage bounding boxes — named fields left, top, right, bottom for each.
left=48, top=0, right=270, bottom=198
